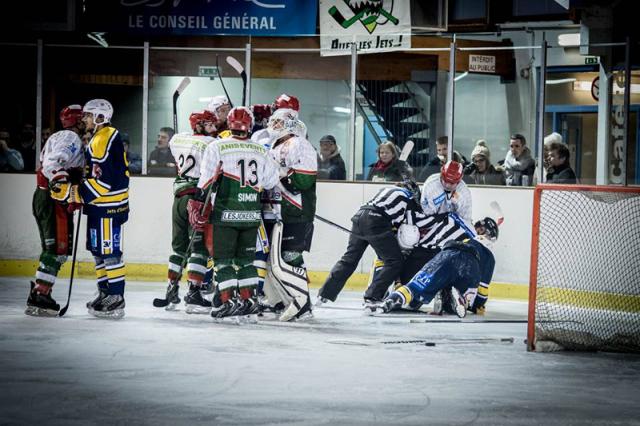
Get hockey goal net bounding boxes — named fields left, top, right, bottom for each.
left=527, top=184, right=640, bottom=352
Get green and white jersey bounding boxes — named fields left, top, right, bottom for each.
left=169, top=132, right=215, bottom=195
left=198, top=136, right=280, bottom=227
left=270, top=134, right=317, bottom=223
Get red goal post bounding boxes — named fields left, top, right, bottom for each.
left=527, top=184, right=640, bottom=352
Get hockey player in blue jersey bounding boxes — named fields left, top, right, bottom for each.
left=380, top=216, right=499, bottom=317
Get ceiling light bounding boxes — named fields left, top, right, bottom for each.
left=546, top=78, right=576, bottom=85
left=558, top=33, right=580, bottom=47
left=333, top=107, right=351, bottom=114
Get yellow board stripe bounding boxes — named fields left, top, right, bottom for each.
left=1, top=259, right=533, bottom=301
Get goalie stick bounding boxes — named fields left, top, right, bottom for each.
left=58, top=207, right=82, bottom=317
left=172, top=77, right=191, bottom=132
left=153, top=162, right=222, bottom=308
left=225, top=56, right=247, bottom=106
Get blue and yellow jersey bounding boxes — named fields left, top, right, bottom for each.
left=79, top=126, right=130, bottom=220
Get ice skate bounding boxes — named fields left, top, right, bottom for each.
left=235, top=297, right=260, bottom=324
left=86, top=289, right=107, bottom=310
left=314, top=296, right=329, bottom=308
left=448, top=287, right=467, bottom=318
left=279, top=297, right=313, bottom=322
left=431, top=290, right=444, bottom=315
left=362, top=298, right=382, bottom=316
left=89, top=294, right=125, bottom=319
left=379, top=295, right=402, bottom=314
left=25, top=282, right=60, bottom=317
left=184, top=283, right=212, bottom=314
left=200, top=280, right=214, bottom=295
left=211, top=299, right=240, bottom=323
left=164, top=282, right=181, bottom=311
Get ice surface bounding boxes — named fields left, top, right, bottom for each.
left=2, top=277, right=640, bottom=425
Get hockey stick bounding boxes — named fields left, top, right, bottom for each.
left=172, top=77, right=191, bottom=132
left=489, top=200, right=504, bottom=226
left=327, top=337, right=515, bottom=347
left=58, top=207, right=82, bottom=317
left=216, top=55, right=234, bottom=109
left=153, top=162, right=222, bottom=308
left=408, top=318, right=527, bottom=323
left=225, top=56, right=247, bottom=106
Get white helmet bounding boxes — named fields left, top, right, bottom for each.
left=397, top=224, right=420, bottom=250
left=206, top=95, right=230, bottom=115
left=83, top=99, right=113, bottom=124
left=267, top=108, right=299, bottom=141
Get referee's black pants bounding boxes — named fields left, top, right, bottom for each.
left=318, top=207, right=403, bottom=302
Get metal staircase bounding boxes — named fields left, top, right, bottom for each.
left=357, top=80, right=430, bottom=168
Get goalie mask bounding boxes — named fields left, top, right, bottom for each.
left=83, top=99, right=113, bottom=124
left=267, top=108, right=299, bottom=141
left=60, top=105, right=83, bottom=129
left=474, top=217, right=499, bottom=241
left=273, top=93, right=300, bottom=112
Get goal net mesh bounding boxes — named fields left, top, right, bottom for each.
left=531, top=186, right=640, bottom=352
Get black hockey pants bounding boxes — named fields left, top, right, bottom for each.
left=318, top=207, right=403, bottom=302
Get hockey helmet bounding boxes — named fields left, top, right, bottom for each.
left=398, top=178, right=421, bottom=204
left=474, top=217, right=499, bottom=241
left=206, top=95, right=230, bottom=116
left=189, top=110, right=214, bottom=131
left=273, top=93, right=300, bottom=112
left=83, top=99, right=113, bottom=124
left=227, top=106, right=254, bottom=135
left=59, top=104, right=83, bottom=129
left=267, top=108, right=299, bottom=141
left=440, top=160, right=463, bottom=192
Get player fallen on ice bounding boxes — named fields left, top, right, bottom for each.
left=26, top=105, right=85, bottom=316
left=379, top=217, right=499, bottom=317
left=188, top=107, right=280, bottom=321
left=159, top=110, right=217, bottom=313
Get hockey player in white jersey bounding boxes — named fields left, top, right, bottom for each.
left=421, top=160, right=472, bottom=225
left=251, top=93, right=300, bottom=148
left=26, top=105, right=86, bottom=316
left=257, top=108, right=318, bottom=321
left=205, top=95, right=231, bottom=137
left=188, top=107, right=280, bottom=319
left=157, top=110, right=217, bottom=313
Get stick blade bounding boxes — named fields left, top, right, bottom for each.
left=225, top=56, right=245, bottom=75
left=58, top=306, right=69, bottom=317
left=153, top=298, right=170, bottom=308
left=174, top=77, right=191, bottom=96
left=489, top=201, right=505, bottom=225
left=399, top=140, right=414, bottom=162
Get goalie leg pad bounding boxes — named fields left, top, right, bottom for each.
left=268, top=222, right=310, bottom=321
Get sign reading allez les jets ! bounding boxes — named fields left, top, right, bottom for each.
left=319, top=0, right=411, bottom=57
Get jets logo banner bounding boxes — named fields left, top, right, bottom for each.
left=319, top=0, right=411, bottom=57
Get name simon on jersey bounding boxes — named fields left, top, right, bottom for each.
left=238, top=193, right=258, bottom=202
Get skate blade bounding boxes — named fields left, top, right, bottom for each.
left=165, top=302, right=181, bottom=311
left=185, top=305, right=212, bottom=314
left=88, top=308, right=125, bottom=320
left=25, top=306, right=59, bottom=317
left=212, top=316, right=241, bottom=325
left=239, top=314, right=259, bottom=324
left=455, top=305, right=467, bottom=318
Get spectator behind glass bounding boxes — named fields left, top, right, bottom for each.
left=366, top=141, right=410, bottom=182
left=17, top=123, right=37, bottom=172
left=148, top=126, right=176, bottom=176
left=417, top=136, right=466, bottom=182
left=317, top=134, right=346, bottom=180
left=41, top=128, right=52, bottom=144
left=0, top=129, right=24, bottom=172
left=546, top=141, right=577, bottom=184
left=504, top=133, right=535, bottom=186
left=121, top=132, right=142, bottom=174
left=463, top=140, right=505, bottom=185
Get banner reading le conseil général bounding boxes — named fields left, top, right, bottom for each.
left=319, top=0, right=411, bottom=57
left=83, top=0, right=316, bottom=37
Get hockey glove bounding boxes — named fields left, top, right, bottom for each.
left=187, top=199, right=209, bottom=232
left=49, top=171, right=71, bottom=201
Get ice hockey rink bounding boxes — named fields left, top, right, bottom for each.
left=2, top=277, right=640, bottom=425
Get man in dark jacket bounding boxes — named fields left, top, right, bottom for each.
left=546, top=141, right=577, bottom=184
left=317, top=135, right=346, bottom=180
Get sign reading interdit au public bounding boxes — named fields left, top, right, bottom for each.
left=84, top=0, right=316, bottom=36
left=319, top=0, right=411, bottom=56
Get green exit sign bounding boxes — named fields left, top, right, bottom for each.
left=585, top=57, right=599, bottom=65
left=198, top=66, right=219, bottom=78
